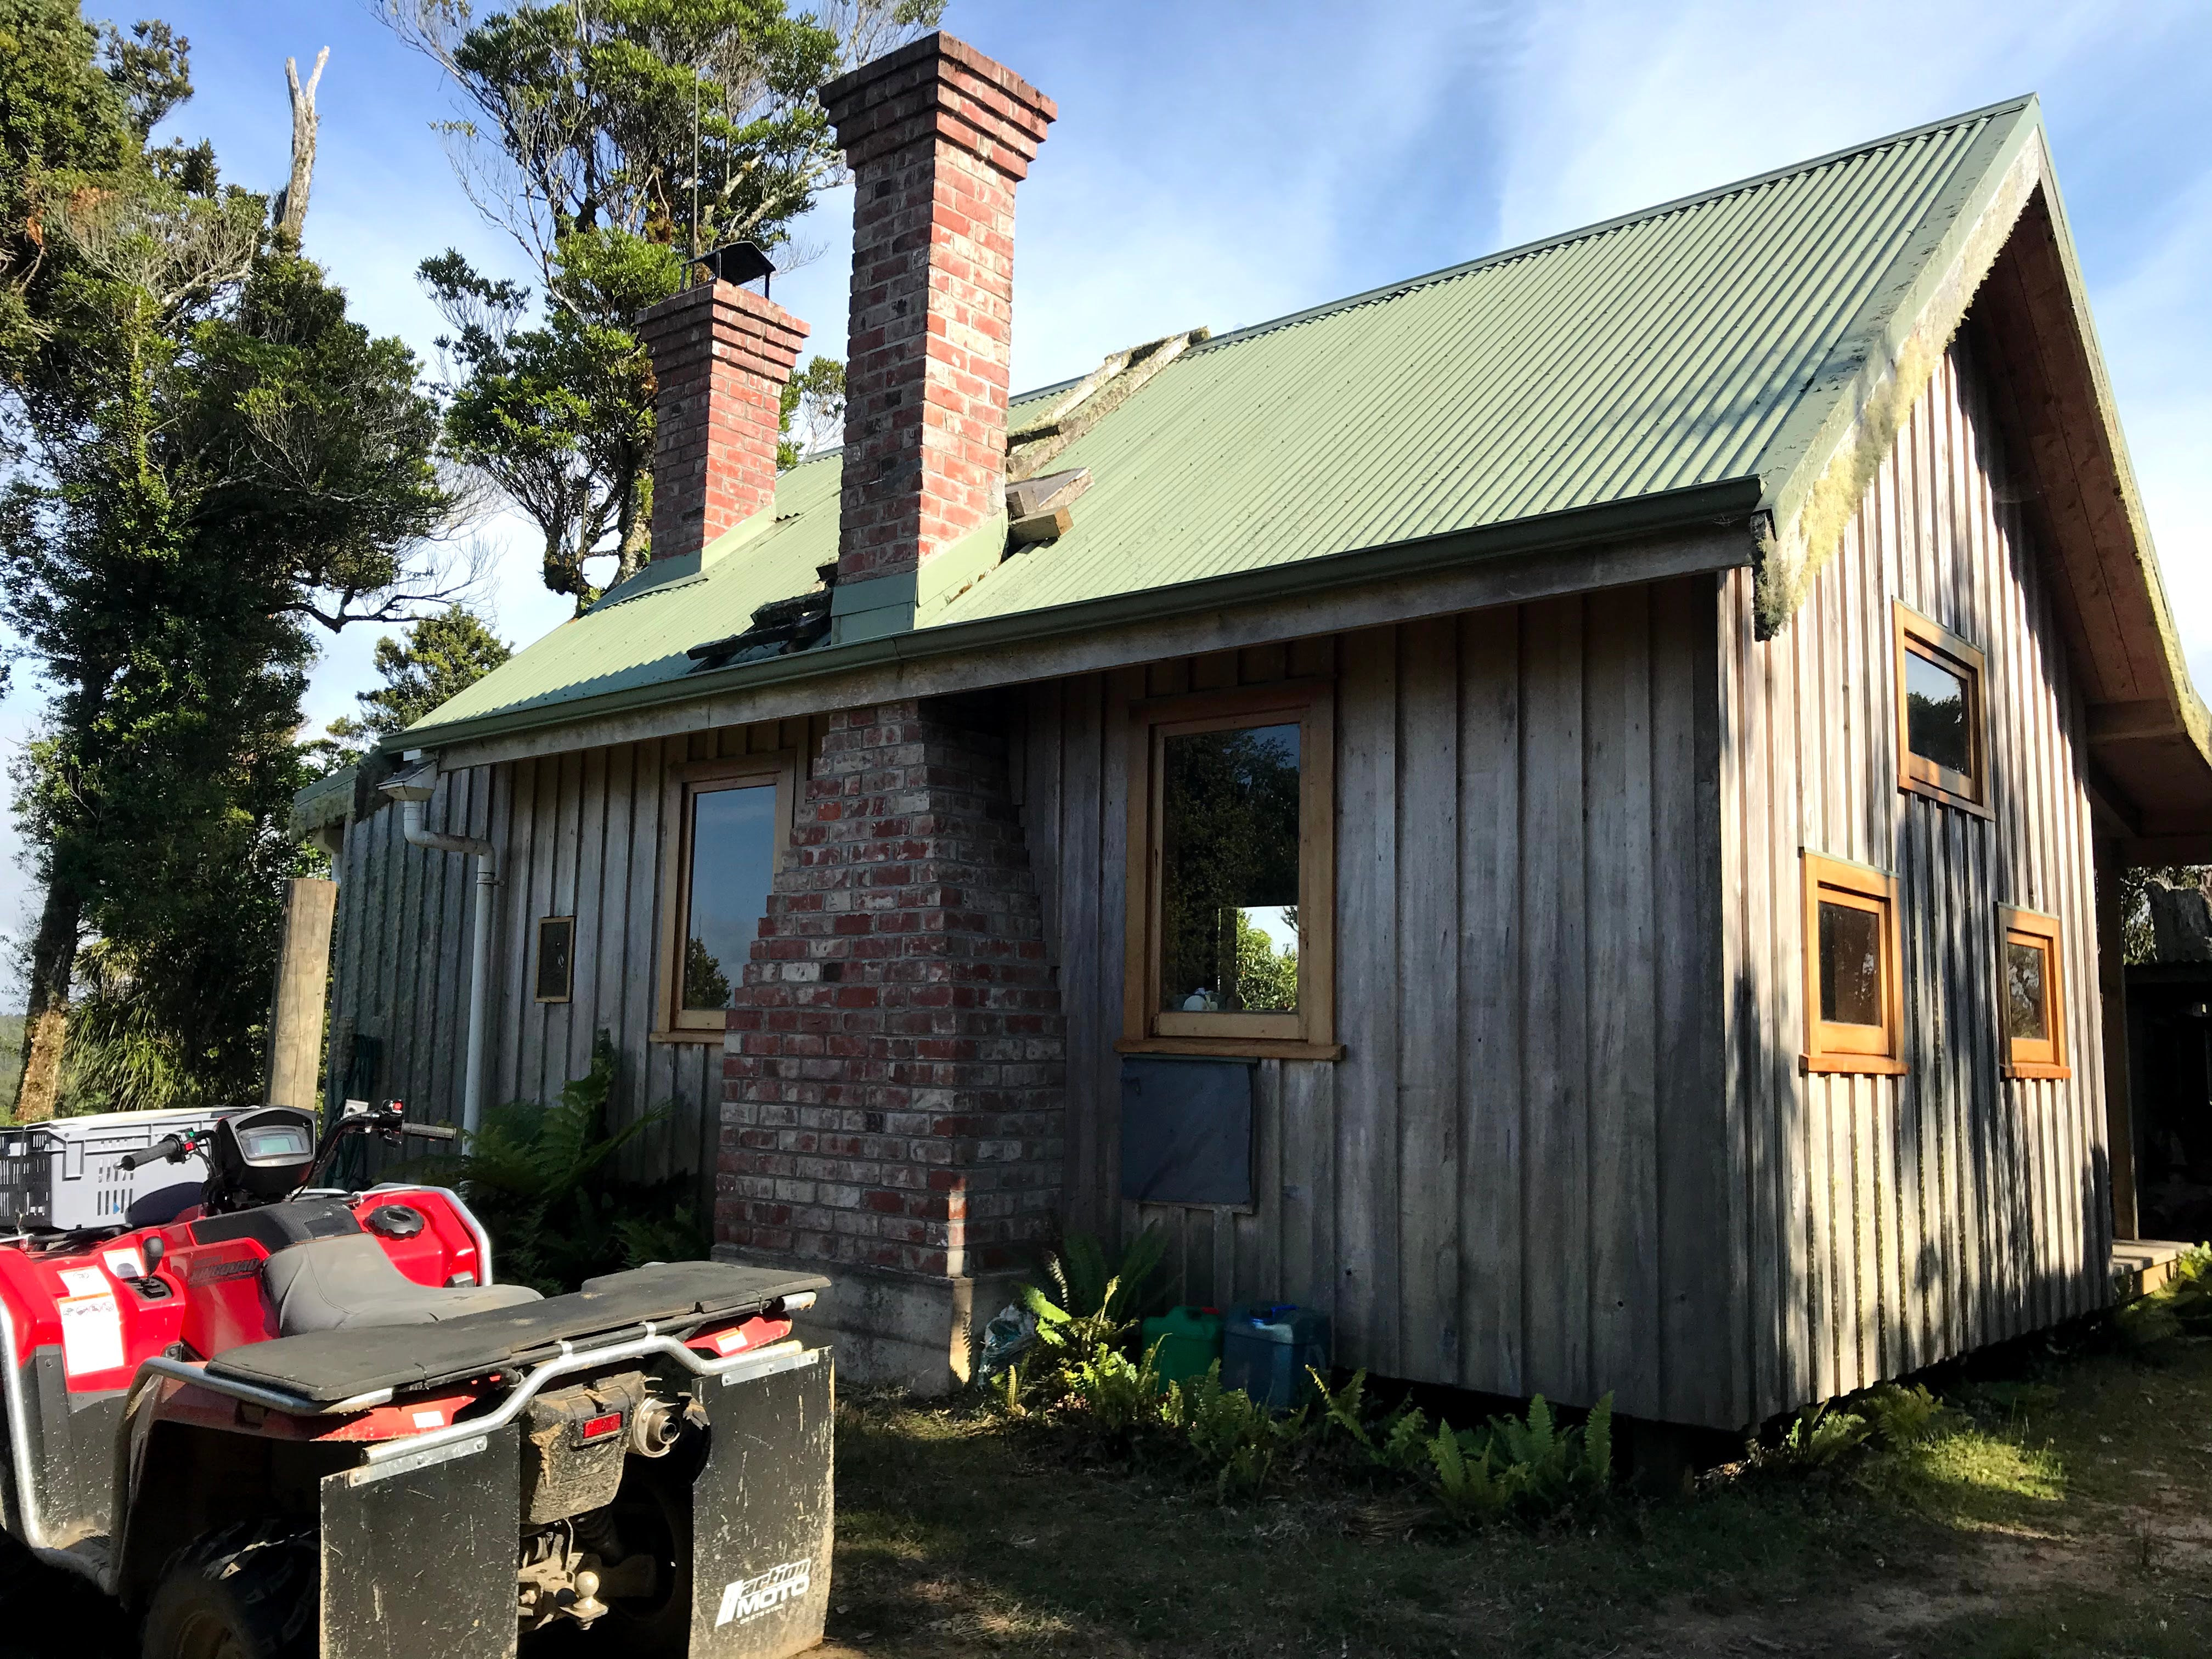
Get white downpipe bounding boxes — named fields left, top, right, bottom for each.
left=398, top=795, right=497, bottom=1138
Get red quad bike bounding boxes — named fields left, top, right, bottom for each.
left=0, top=1102, right=833, bottom=1658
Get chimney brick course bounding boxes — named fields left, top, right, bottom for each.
left=635, top=280, right=809, bottom=562
left=718, top=699, right=1066, bottom=1280
left=821, top=33, right=1055, bottom=589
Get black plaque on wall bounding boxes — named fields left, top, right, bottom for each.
left=535, top=916, right=574, bottom=1003
left=1119, top=1057, right=1255, bottom=1207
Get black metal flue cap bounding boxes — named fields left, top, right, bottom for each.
left=697, top=240, right=775, bottom=290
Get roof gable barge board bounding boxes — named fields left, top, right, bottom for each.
left=1752, top=98, right=2044, bottom=635
left=426, top=498, right=1759, bottom=772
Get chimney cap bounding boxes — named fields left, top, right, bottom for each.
left=695, top=241, right=775, bottom=291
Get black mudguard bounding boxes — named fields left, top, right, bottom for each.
left=685, top=1347, right=833, bottom=1659
left=318, top=1423, right=521, bottom=1659
left=313, top=1346, right=832, bottom=1659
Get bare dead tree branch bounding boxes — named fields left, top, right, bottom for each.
left=274, top=47, right=330, bottom=241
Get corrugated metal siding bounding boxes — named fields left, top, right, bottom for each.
left=415, top=103, right=2027, bottom=737
left=1720, top=337, right=2107, bottom=1420
left=326, top=716, right=822, bottom=1209
left=1015, top=595, right=1741, bottom=1427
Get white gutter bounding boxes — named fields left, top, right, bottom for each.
left=379, top=764, right=497, bottom=1137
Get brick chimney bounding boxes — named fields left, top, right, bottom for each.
left=819, top=33, right=1056, bottom=639
left=634, top=280, right=809, bottom=562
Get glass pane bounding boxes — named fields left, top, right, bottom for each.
left=682, top=783, right=778, bottom=1011
left=1818, top=899, right=1883, bottom=1028
left=2005, top=939, right=2048, bottom=1041
left=1159, top=723, right=1301, bottom=1014
left=1904, top=648, right=1972, bottom=775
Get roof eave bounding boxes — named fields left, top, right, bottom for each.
left=387, top=476, right=1765, bottom=757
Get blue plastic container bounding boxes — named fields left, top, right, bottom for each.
left=1220, top=1302, right=1331, bottom=1409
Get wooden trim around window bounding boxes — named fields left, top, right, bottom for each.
left=653, top=752, right=796, bottom=1041
left=1122, top=679, right=1337, bottom=1058
left=1802, top=851, right=1907, bottom=1076
left=1893, top=601, right=1992, bottom=818
left=1997, top=904, right=2070, bottom=1080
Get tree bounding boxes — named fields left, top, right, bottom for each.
left=778, top=352, right=843, bottom=467
left=324, top=605, right=512, bottom=763
left=385, top=0, right=940, bottom=607
left=1, top=10, right=460, bottom=1118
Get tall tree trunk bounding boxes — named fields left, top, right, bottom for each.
left=13, top=879, right=82, bottom=1124
left=274, top=48, right=329, bottom=243
left=613, top=462, right=652, bottom=588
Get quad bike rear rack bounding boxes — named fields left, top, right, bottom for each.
left=140, top=1314, right=816, bottom=1455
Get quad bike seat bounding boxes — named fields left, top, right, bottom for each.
left=262, top=1234, right=544, bottom=1334
left=206, top=1261, right=830, bottom=1404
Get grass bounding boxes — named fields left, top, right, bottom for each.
left=823, top=1325, right=2212, bottom=1658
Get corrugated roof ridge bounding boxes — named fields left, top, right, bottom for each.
left=1187, top=94, right=2035, bottom=357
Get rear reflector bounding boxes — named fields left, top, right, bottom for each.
left=579, top=1410, right=624, bottom=1442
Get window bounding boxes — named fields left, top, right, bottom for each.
left=1122, top=682, right=1336, bottom=1057
left=1997, top=905, right=2069, bottom=1080
left=534, top=916, right=574, bottom=1003
left=1802, top=852, right=1905, bottom=1075
left=656, top=754, right=795, bottom=1037
left=1893, top=602, right=1990, bottom=815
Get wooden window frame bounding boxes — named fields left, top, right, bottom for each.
left=1893, top=602, right=1991, bottom=817
left=533, top=915, right=575, bottom=1005
left=1997, top=905, right=2070, bottom=1080
left=652, top=753, right=797, bottom=1042
left=1120, top=680, right=1340, bottom=1060
left=1802, top=851, right=1906, bottom=1076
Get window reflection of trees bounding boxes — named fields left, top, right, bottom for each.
left=1160, top=724, right=1300, bottom=1014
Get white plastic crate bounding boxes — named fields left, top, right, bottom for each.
left=0, top=1107, right=227, bottom=1232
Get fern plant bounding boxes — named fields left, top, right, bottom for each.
left=1164, top=1361, right=1311, bottom=1500
left=437, top=1032, right=707, bottom=1293
left=1774, top=1400, right=1871, bottom=1470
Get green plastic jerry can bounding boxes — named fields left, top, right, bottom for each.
left=1141, top=1305, right=1223, bottom=1386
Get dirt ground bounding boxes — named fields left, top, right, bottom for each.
left=822, top=1330, right=2212, bottom=1659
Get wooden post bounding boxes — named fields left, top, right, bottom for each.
left=266, top=877, right=339, bottom=1111
left=2095, top=845, right=2138, bottom=1241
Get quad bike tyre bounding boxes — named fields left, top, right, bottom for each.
left=140, top=1524, right=315, bottom=1659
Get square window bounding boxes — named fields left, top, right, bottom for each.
left=1894, top=602, right=1990, bottom=815
left=1997, top=906, right=2068, bottom=1079
left=657, top=754, right=795, bottom=1037
left=1802, top=852, right=1905, bottom=1074
left=1124, top=682, right=1336, bottom=1057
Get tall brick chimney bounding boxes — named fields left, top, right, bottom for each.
left=634, top=280, right=809, bottom=562
left=819, top=33, right=1056, bottom=639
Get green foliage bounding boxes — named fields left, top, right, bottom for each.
left=442, top=1032, right=708, bottom=1293
left=1, top=24, right=456, bottom=1117
left=1774, top=1400, right=1872, bottom=1470
left=1016, top=1226, right=1169, bottom=1384
left=1860, top=1381, right=1949, bottom=1446
left=777, top=354, right=844, bottom=467
left=390, top=0, right=939, bottom=603
left=1063, top=1339, right=1163, bottom=1446
left=1426, top=1419, right=1514, bottom=1525
left=322, top=605, right=512, bottom=763
left=1161, top=1361, right=1310, bottom=1500
left=2115, top=1244, right=2212, bottom=1347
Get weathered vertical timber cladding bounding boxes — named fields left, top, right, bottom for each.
left=325, top=719, right=821, bottom=1205
left=1017, top=583, right=1734, bottom=1428
left=1719, top=337, right=2107, bottom=1427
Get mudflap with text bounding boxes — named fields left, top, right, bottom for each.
left=687, top=1348, right=833, bottom=1658
left=318, top=1422, right=522, bottom=1659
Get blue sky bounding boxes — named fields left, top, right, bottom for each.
left=2, top=0, right=2209, bottom=1000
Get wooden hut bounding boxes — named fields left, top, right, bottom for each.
left=300, top=42, right=2211, bottom=1428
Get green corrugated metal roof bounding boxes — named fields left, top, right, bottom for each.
left=407, top=96, right=2038, bottom=742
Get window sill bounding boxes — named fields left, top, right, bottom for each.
left=649, top=1027, right=728, bottom=1045
left=1117, top=1037, right=1345, bottom=1062
left=2004, top=1061, right=2072, bottom=1081
left=1898, top=775, right=1994, bottom=820
left=1801, top=1053, right=1908, bottom=1076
